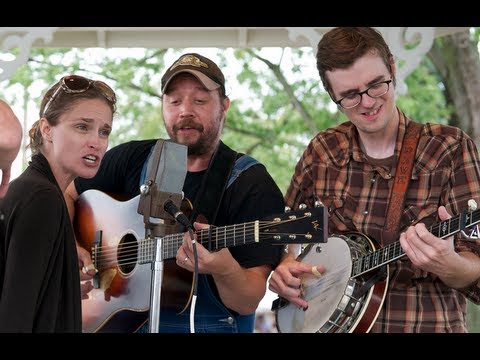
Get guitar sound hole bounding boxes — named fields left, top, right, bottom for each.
left=118, top=233, right=138, bottom=274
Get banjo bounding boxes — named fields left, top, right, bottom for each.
left=274, top=205, right=480, bottom=333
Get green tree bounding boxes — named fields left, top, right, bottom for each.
left=0, top=46, right=455, bottom=192
left=2, top=29, right=479, bottom=331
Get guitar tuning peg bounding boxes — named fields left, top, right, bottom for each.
left=140, top=184, right=150, bottom=195
left=284, top=206, right=291, bottom=213
left=314, top=200, right=324, bottom=208
left=298, top=203, right=307, bottom=210
left=468, top=199, right=478, bottom=211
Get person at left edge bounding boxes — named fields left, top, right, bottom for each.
left=0, top=75, right=116, bottom=332
left=0, top=99, right=22, bottom=198
left=65, top=53, right=285, bottom=333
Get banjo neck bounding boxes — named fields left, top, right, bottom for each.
left=351, top=208, right=480, bottom=278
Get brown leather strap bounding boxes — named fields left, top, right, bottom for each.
left=383, top=121, right=423, bottom=235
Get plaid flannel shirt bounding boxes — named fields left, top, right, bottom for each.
left=285, top=108, right=480, bottom=332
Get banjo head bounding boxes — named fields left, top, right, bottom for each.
left=276, top=235, right=352, bottom=333
left=275, top=233, right=384, bottom=333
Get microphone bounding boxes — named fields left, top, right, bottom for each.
left=164, top=199, right=192, bottom=229
left=137, top=139, right=187, bottom=233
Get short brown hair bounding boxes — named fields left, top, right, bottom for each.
left=316, top=27, right=394, bottom=95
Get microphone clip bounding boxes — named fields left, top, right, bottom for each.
left=164, top=199, right=193, bottom=229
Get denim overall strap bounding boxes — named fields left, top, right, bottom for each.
left=184, top=151, right=259, bottom=332
left=227, top=154, right=259, bottom=189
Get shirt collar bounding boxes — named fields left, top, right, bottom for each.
left=350, top=106, right=409, bottom=165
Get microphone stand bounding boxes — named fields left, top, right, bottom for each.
left=148, top=225, right=164, bottom=333
left=140, top=180, right=183, bottom=333
left=137, top=139, right=187, bottom=333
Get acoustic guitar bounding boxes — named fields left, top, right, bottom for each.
left=75, top=189, right=327, bottom=333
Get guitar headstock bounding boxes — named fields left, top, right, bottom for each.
left=260, top=204, right=328, bottom=244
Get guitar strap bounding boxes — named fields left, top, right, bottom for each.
left=189, top=140, right=237, bottom=227
left=382, top=119, right=424, bottom=245
left=349, top=120, right=424, bottom=307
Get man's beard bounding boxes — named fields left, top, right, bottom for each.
left=186, top=137, right=209, bottom=156
left=169, top=111, right=223, bottom=156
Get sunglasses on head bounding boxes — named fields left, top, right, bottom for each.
left=42, top=75, right=116, bottom=116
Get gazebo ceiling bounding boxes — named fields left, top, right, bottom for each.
left=24, top=27, right=469, bottom=48
left=0, top=27, right=471, bottom=91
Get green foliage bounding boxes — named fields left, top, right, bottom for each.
left=1, top=45, right=454, bottom=193
left=473, top=28, right=480, bottom=43
left=2, top=31, right=480, bottom=332
left=397, top=57, right=452, bottom=124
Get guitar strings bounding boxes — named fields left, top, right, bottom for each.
left=351, top=215, right=464, bottom=278
left=88, top=215, right=313, bottom=270
left=92, top=221, right=287, bottom=269
left=92, top=218, right=285, bottom=259
left=92, top=222, right=258, bottom=269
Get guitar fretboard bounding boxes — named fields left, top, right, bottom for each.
left=137, top=221, right=259, bottom=264
left=351, top=208, right=480, bottom=278
left=89, top=206, right=324, bottom=270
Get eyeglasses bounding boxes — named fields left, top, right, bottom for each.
left=334, top=79, right=393, bottom=109
left=42, top=75, right=116, bottom=116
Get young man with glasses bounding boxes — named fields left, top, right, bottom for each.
left=269, top=27, right=480, bottom=333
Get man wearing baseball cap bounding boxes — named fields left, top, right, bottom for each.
left=161, top=53, right=226, bottom=97
left=66, top=53, right=285, bottom=333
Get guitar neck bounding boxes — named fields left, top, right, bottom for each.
left=138, top=221, right=259, bottom=263
left=351, top=208, right=480, bottom=278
